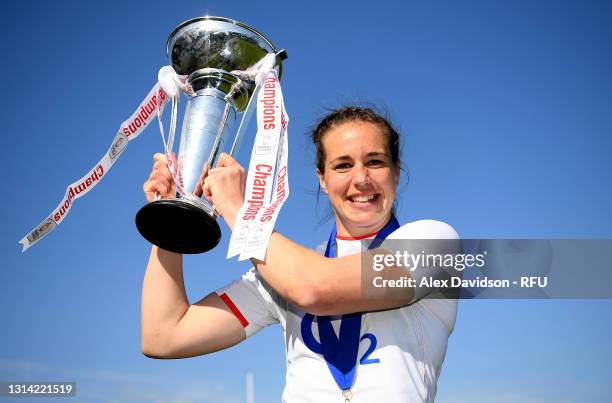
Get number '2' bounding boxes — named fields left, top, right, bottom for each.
left=360, top=333, right=380, bottom=364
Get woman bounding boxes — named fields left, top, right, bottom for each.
left=141, top=106, right=459, bottom=402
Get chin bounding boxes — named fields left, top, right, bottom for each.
left=344, top=210, right=390, bottom=231
left=333, top=197, right=393, bottom=233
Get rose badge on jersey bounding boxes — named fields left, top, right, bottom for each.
left=20, top=16, right=289, bottom=261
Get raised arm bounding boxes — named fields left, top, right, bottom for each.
left=250, top=222, right=460, bottom=315
left=251, top=233, right=413, bottom=315
left=204, top=154, right=459, bottom=316
left=140, top=154, right=245, bottom=359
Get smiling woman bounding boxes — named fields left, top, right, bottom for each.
left=140, top=105, right=459, bottom=403
left=312, top=107, right=401, bottom=237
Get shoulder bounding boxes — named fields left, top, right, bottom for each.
left=388, top=219, right=459, bottom=240
left=223, top=267, right=283, bottom=306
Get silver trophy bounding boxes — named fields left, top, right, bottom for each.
left=135, top=16, right=286, bottom=254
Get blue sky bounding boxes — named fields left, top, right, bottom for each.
left=2, top=0, right=611, bottom=402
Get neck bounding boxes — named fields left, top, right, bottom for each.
left=334, top=212, right=393, bottom=239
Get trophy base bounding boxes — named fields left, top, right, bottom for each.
left=135, top=199, right=221, bottom=254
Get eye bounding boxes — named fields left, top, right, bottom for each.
left=333, top=162, right=352, bottom=171
left=367, top=159, right=385, bottom=167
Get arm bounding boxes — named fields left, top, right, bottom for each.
left=140, top=154, right=245, bottom=359
left=250, top=233, right=413, bottom=315
left=250, top=226, right=461, bottom=315
left=141, top=246, right=245, bottom=358
left=205, top=154, right=460, bottom=316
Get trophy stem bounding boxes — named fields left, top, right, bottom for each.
left=178, top=88, right=237, bottom=193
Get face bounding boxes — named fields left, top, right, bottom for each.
left=317, top=121, right=400, bottom=236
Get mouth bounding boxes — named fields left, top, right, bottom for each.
left=347, top=193, right=380, bottom=205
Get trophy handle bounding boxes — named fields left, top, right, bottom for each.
left=230, top=50, right=287, bottom=157
left=154, top=95, right=180, bottom=202
left=167, top=93, right=180, bottom=159
left=229, top=80, right=260, bottom=158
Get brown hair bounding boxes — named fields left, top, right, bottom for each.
left=310, top=106, right=401, bottom=173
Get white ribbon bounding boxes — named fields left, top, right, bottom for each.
left=19, top=69, right=176, bottom=251
left=228, top=69, right=290, bottom=261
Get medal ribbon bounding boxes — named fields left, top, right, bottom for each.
left=318, top=215, right=400, bottom=391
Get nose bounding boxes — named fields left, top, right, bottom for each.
left=354, top=165, right=371, bottom=187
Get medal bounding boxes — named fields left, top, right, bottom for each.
left=317, top=215, right=400, bottom=400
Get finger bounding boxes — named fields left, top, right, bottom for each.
left=216, top=152, right=238, bottom=168
left=153, top=164, right=173, bottom=182
left=153, top=158, right=169, bottom=169
left=192, top=174, right=210, bottom=200
left=143, top=181, right=159, bottom=202
left=148, top=159, right=164, bottom=180
left=207, top=165, right=244, bottom=178
left=145, top=176, right=173, bottom=197
left=154, top=156, right=175, bottom=170
left=154, top=153, right=177, bottom=172
left=194, top=177, right=203, bottom=197
left=150, top=179, right=169, bottom=195
left=143, top=181, right=154, bottom=197
left=152, top=174, right=172, bottom=192
left=202, top=180, right=213, bottom=202
left=194, top=164, right=210, bottom=197
left=199, top=163, right=210, bottom=179
left=153, top=152, right=165, bottom=162
left=206, top=167, right=221, bottom=176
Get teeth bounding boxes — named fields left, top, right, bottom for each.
left=351, top=195, right=375, bottom=203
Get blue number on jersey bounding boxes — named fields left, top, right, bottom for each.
left=359, top=333, right=380, bottom=364
left=301, top=314, right=380, bottom=365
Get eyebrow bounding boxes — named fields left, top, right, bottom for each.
left=329, top=152, right=388, bottom=164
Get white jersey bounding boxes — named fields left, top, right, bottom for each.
left=216, top=220, right=459, bottom=403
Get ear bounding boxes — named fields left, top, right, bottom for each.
left=394, top=161, right=401, bottom=184
left=316, top=168, right=328, bottom=194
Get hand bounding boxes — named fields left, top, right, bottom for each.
left=196, top=153, right=245, bottom=230
left=143, top=153, right=176, bottom=202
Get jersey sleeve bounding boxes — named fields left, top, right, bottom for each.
left=388, top=219, right=461, bottom=302
left=215, top=268, right=282, bottom=338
